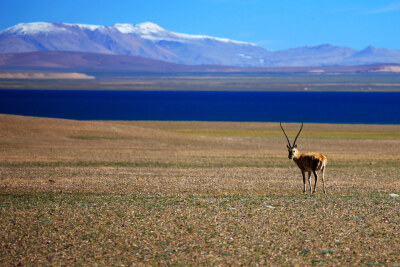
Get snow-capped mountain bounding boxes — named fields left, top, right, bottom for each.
left=1, top=22, right=400, bottom=67
left=0, top=22, right=174, bottom=61
left=0, top=22, right=269, bottom=66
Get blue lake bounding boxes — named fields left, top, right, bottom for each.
left=0, top=90, right=399, bottom=124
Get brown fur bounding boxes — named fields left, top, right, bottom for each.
left=289, top=148, right=327, bottom=193
left=293, top=152, right=327, bottom=172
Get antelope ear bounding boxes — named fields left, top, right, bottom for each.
left=286, top=145, right=290, bottom=148
left=294, top=144, right=297, bottom=148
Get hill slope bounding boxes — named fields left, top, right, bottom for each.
left=1, top=51, right=399, bottom=73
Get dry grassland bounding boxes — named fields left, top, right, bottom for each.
left=0, top=114, right=399, bottom=266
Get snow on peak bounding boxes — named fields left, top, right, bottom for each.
left=166, top=31, right=255, bottom=46
left=65, top=23, right=103, bottom=31
left=113, top=22, right=166, bottom=35
left=136, top=22, right=166, bottom=33
left=113, top=24, right=136, bottom=34
left=1, top=22, right=107, bottom=35
left=114, top=22, right=254, bottom=46
left=3, top=22, right=68, bottom=35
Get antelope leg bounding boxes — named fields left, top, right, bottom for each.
left=312, top=170, right=318, bottom=193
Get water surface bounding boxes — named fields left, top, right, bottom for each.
left=0, top=90, right=399, bottom=124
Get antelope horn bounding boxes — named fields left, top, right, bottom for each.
left=280, top=122, right=291, bottom=146
left=292, top=122, right=304, bottom=147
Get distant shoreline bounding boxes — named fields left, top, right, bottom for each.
left=1, top=72, right=400, bottom=92
left=0, top=72, right=95, bottom=80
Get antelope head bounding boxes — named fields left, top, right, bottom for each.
left=280, top=122, right=303, bottom=160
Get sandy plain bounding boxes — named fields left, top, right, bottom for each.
left=0, top=114, right=399, bottom=265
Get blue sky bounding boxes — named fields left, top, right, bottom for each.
left=1, top=0, right=399, bottom=50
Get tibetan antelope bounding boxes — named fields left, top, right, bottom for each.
left=280, top=122, right=327, bottom=193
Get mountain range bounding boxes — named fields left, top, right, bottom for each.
left=1, top=22, right=400, bottom=68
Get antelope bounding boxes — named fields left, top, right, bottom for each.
left=280, top=122, right=327, bottom=193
